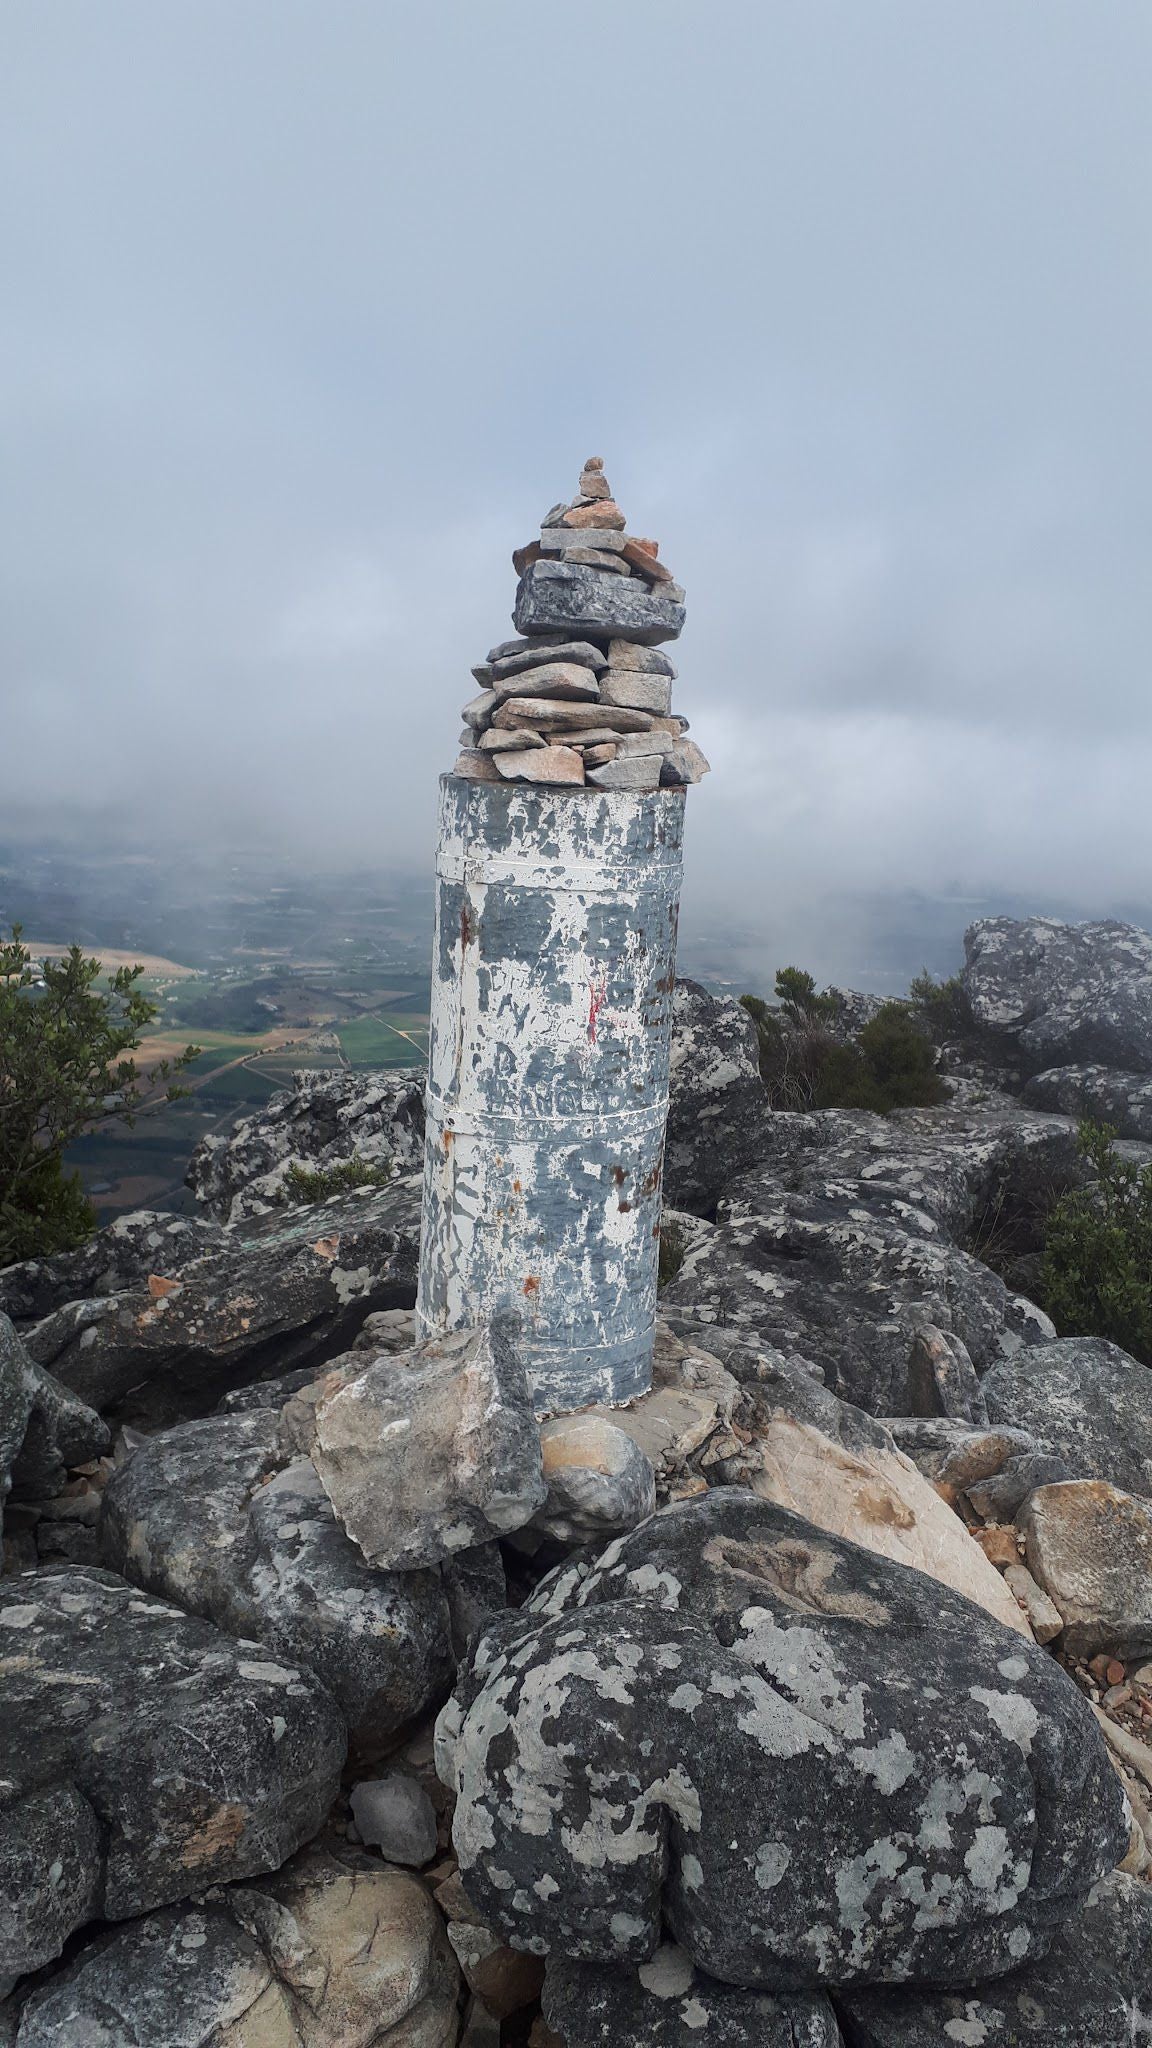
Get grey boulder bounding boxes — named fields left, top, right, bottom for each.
left=98, top=1404, right=455, bottom=1748
left=664, top=981, right=773, bottom=1216
left=186, top=1066, right=426, bottom=1223
left=1024, top=1061, right=1152, bottom=1139
left=0, top=1568, right=344, bottom=1981
left=349, top=1771, right=438, bottom=1866
left=544, top=1945, right=840, bottom=2046
left=514, top=560, right=686, bottom=646
left=1, top=1314, right=108, bottom=1524
left=0, top=1210, right=220, bottom=1323
left=1020, top=1478, right=1152, bottom=1658
left=983, top=1335, right=1152, bottom=1498
left=963, top=916, right=1152, bottom=1072
left=532, top=1414, right=657, bottom=1546
left=438, top=1490, right=1124, bottom=1991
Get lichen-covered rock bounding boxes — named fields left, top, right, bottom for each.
left=983, top=1336, right=1152, bottom=1499
left=437, top=1492, right=1125, bottom=1992
left=1, top=1315, right=109, bottom=1529
left=1024, top=1061, right=1152, bottom=1139
left=0, top=1569, right=344, bottom=1980
left=543, top=1944, right=840, bottom=2045
left=841, top=1869, right=1152, bottom=2044
left=186, top=1067, right=426, bottom=1223
left=1020, top=1478, right=1152, bottom=1658
left=98, top=1406, right=454, bottom=1747
left=0, top=1211, right=221, bottom=1325
left=8, top=1849, right=460, bottom=2046
left=663, top=982, right=772, bottom=1216
left=531, top=1415, right=656, bottom=1547
left=312, top=1320, right=545, bottom=1570
left=21, top=1179, right=422, bottom=1422
left=963, top=916, right=1152, bottom=1072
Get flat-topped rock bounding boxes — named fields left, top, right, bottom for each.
left=492, top=695, right=655, bottom=733
left=490, top=640, right=608, bottom=681
left=496, top=745, right=585, bottom=785
left=514, top=559, right=686, bottom=646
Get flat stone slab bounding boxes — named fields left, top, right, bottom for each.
left=514, top=560, right=685, bottom=646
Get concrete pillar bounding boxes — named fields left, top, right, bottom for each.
left=415, top=774, right=684, bottom=1415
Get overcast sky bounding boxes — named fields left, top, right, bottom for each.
left=3, top=2, right=1151, bottom=977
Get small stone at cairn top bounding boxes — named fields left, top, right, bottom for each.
left=450, top=462, right=709, bottom=790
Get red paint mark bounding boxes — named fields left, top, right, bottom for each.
left=587, top=972, right=608, bottom=1044
left=522, top=1276, right=540, bottom=1296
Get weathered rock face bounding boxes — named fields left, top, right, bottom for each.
left=8, top=1849, right=461, bottom=2047
left=186, top=1067, right=426, bottom=1223
left=963, top=916, right=1152, bottom=1073
left=982, top=1336, right=1152, bottom=1499
left=1, top=1315, right=108, bottom=1524
left=1020, top=1479, right=1152, bottom=1658
left=543, top=1945, right=841, bottom=2046
left=841, top=1869, right=1152, bottom=2045
left=513, top=559, right=686, bottom=646
left=663, top=982, right=773, bottom=1216
left=20, top=1179, right=422, bottom=1423
left=0, top=1210, right=221, bottom=1325
left=312, top=1321, right=545, bottom=1570
left=1024, top=1061, right=1152, bottom=1139
left=438, top=1492, right=1124, bottom=1992
left=0, top=1569, right=345, bottom=1981
left=98, top=1406, right=455, bottom=1748
left=530, top=1415, right=657, bottom=1548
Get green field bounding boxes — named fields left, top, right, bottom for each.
left=337, top=1015, right=429, bottom=1066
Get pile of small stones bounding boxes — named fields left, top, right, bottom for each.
left=453, top=458, right=710, bottom=793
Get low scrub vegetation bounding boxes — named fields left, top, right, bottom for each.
left=283, top=1156, right=394, bottom=1204
left=1041, top=1121, right=1152, bottom=1365
left=740, top=967, right=948, bottom=1115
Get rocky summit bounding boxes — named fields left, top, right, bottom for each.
left=454, top=459, right=709, bottom=791
left=6, top=913, right=1152, bottom=2040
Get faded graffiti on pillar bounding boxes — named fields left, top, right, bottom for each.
left=586, top=971, right=609, bottom=1044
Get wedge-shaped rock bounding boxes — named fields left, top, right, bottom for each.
left=587, top=754, right=663, bottom=791
left=0, top=1568, right=344, bottom=1981
left=99, top=1406, right=455, bottom=1748
left=438, top=1491, right=1125, bottom=1990
left=490, top=640, right=608, bottom=681
left=514, top=560, right=685, bottom=646
left=662, top=739, right=711, bottom=785
left=1020, top=1478, right=1152, bottom=1657
left=490, top=661, right=600, bottom=703
left=495, top=745, right=585, bottom=786
left=312, top=1322, right=545, bottom=1570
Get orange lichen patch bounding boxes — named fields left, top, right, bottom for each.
left=522, top=1276, right=540, bottom=1296
left=853, top=1486, right=917, bottom=1531
left=147, top=1274, right=183, bottom=1301
left=179, top=1801, right=248, bottom=1866
left=311, top=1235, right=341, bottom=1261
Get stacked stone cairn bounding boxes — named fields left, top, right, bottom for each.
left=453, top=458, right=710, bottom=792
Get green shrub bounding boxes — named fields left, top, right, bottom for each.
left=658, top=1218, right=686, bottom=1290
left=740, top=971, right=947, bottom=1116
left=283, top=1155, right=393, bottom=1204
left=1041, top=1121, right=1152, bottom=1364
left=909, top=967, right=972, bottom=1043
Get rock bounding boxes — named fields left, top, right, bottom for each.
left=1024, top=1062, right=1152, bottom=1138
left=983, top=1336, right=1152, bottom=1498
left=439, top=1491, right=1124, bottom=1990
left=963, top=916, right=1152, bottom=1072
left=1002, top=1563, right=1065, bottom=1643
left=598, top=670, right=672, bottom=714
left=0, top=1568, right=344, bottom=1979
left=532, top=1415, right=657, bottom=1546
left=965, top=1449, right=1073, bottom=1522
left=349, top=1772, right=438, bottom=1866
left=841, top=1869, right=1152, bottom=2044
left=478, top=726, right=547, bottom=752
left=21, top=1177, right=423, bottom=1424
left=1, top=1314, right=109, bottom=1519
left=9, top=1849, right=460, bottom=2047
left=447, top=1920, right=545, bottom=2019
left=496, top=745, right=586, bottom=785
left=512, top=540, right=544, bottom=576
left=906, top=1324, right=988, bottom=1424
left=514, top=560, right=685, bottom=646
left=621, top=538, right=675, bottom=583
left=490, top=641, right=609, bottom=681
left=539, top=527, right=629, bottom=555
left=661, top=739, right=711, bottom=786
left=98, top=1405, right=454, bottom=1748
left=460, top=691, right=496, bottom=728
left=186, top=1067, right=425, bottom=1225
left=1020, top=1479, right=1152, bottom=1657
left=492, top=696, right=655, bottom=734
left=557, top=500, right=626, bottom=530
left=614, top=730, right=675, bottom=757
left=586, top=754, right=663, bottom=791
left=544, top=1946, right=840, bottom=2045
left=471, top=661, right=494, bottom=685
left=487, top=633, right=572, bottom=662
left=454, top=750, right=503, bottom=781
left=0, top=1211, right=220, bottom=1323
left=581, top=742, right=617, bottom=768
left=312, top=1321, right=545, bottom=1570
left=664, top=980, right=773, bottom=1216
left=490, top=662, right=601, bottom=703
left=607, top=641, right=677, bottom=677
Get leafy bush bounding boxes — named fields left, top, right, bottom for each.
left=1042, top=1121, right=1152, bottom=1364
left=0, top=926, right=199, bottom=1264
left=740, top=969, right=947, bottom=1115
left=909, top=967, right=972, bottom=1043
left=283, top=1155, right=393, bottom=1204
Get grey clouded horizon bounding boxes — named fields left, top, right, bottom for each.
left=3, top=1, right=1151, bottom=980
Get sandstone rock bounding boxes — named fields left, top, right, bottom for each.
left=495, top=745, right=585, bottom=785
left=664, top=980, right=773, bottom=1215
left=963, top=916, right=1152, bottom=1072
left=460, top=691, right=495, bottom=728
left=661, top=739, right=711, bottom=785
left=98, top=1406, right=454, bottom=1748
left=490, top=661, right=600, bottom=703
left=490, top=641, right=608, bottom=681
left=547, top=546, right=632, bottom=574
left=587, top=754, right=663, bottom=791
left=0, top=1568, right=344, bottom=1979
left=21, top=1178, right=423, bottom=1424
left=454, top=750, right=503, bottom=781
left=349, top=1771, right=438, bottom=1866
left=478, top=726, right=547, bottom=751
left=1002, top=1562, right=1065, bottom=1643
left=581, top=742, right=617, bottom=768
left=539, top=527, right=629, bottom=555
left=9, top=1850, right=460, bottom=2047
left=544, top=1946, right=840, bottom=2046
left=614, top=730, right=675, bottom=757
left=514, top=560, right=685, bottom=646
left=531, top=1415, right=657, bottom=1546
left=492, top=695, right=654, bottom=733
left=557, top=500, right=626, bottom=530
left=186, top=1068, right=425, bottom=1224
left=1020, top=1479, right=1152, bottom=1657
left=1024, top=1061, right=1152, bottom=1138
left=439, top=1491, right=1124, bottom=1990
left=598, top=670, right=673, bottom=715
left=621, top=538, right=675, bottom=583
left=607, top=641, right=677, bottom=677
left=312, top=1322, right=545, bottom=1570
left=983, top=1336, right=1152, bottom=1498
